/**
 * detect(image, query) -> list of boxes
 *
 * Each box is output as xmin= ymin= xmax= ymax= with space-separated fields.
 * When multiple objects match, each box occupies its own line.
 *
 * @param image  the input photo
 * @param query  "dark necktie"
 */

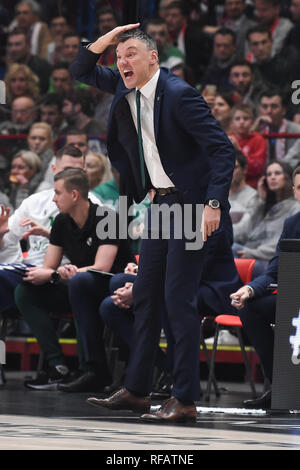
xmin=136 ymin=89 xmax=146 ymax=189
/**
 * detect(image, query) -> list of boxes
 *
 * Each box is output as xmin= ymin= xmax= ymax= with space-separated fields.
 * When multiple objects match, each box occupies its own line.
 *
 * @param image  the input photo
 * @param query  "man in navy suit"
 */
xmin=230 ymin=166 xmax=300 ymax=409
xmin=70 ymin=24 xmax=236 ymax=422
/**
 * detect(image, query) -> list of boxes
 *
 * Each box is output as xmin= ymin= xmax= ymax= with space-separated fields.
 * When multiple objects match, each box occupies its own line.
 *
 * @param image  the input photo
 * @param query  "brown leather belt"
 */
xmin=155 ymin=187 xmax=178 ymax=196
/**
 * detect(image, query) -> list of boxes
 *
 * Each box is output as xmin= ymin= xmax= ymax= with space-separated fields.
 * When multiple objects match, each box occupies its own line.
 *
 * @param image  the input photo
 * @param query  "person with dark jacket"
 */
xmin=69 ymin=24 xmax=235 ymax=423
xmin=230 ymin=165 xmax=300 ymax=409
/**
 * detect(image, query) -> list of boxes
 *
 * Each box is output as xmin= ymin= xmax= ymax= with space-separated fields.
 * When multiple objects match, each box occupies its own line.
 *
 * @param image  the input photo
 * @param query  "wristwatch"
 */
xmin=207 ymin=199 xmax=220 ymax=210
xmin=50 ymin=270 xmax=60 ymax=284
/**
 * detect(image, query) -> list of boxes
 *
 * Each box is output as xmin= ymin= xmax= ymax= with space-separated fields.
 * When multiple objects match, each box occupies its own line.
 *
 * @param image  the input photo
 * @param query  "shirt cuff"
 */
xmin=246 ymin=285 xmax=255 ymax=298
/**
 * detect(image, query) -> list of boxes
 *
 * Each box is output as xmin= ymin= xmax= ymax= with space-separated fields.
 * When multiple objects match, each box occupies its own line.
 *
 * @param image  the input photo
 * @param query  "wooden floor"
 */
xmin=1 ymin=372 xmax=300 ymax=451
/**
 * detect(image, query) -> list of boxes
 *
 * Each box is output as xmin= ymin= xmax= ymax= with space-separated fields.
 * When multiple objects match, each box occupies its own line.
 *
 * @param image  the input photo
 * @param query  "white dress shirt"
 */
xmin=126 ymin=69 xmax=174 ymax=189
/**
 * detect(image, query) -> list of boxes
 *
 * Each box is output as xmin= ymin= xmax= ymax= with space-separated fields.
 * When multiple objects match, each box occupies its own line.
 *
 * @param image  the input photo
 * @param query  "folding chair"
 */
xmin=204 ymin=258 xmax=258 ymax=401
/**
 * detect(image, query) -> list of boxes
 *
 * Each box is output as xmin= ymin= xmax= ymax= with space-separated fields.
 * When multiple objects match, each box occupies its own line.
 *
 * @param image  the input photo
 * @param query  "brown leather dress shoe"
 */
xmin=141 ymin=396 xmax=197 ymax=423
xmin=87 ymin=387 xmax=151 ymax=414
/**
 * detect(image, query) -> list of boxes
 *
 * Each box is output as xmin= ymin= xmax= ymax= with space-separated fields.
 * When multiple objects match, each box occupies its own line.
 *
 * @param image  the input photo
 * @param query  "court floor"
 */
xmin=1 ymin=372 xmax=300 ymax=451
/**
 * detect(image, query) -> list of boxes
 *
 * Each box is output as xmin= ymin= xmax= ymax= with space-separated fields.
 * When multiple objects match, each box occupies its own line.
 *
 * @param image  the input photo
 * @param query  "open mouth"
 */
xmin=123 ymin=70 xmax=133 ymax=79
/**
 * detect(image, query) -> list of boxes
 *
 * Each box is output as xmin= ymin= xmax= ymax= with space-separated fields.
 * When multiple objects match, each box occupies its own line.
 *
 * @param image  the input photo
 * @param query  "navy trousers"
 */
xmin=239 ymin=294 xmax=277 ymax=382
xmin=124 ymin=192 xmax=216 ymax=403
xmin=68 ymin=272 xmax=111 ymax=376
xmin=99 ymin=272 xmax=173 ymax=374
xmin=99 ymin=273 xmax=137 ymax=351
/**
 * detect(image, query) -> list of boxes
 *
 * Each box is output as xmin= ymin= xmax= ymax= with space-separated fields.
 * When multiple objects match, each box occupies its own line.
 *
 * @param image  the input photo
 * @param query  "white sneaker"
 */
xmin=205 ymin=330 xmax=239 ymax=346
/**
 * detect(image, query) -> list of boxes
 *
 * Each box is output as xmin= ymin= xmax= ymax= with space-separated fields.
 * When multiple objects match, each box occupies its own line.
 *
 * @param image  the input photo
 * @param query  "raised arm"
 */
xmin=88 ymin=23 xmax=140 ymax=54
xmin=69 ymin=23 xmax=140 ymax=93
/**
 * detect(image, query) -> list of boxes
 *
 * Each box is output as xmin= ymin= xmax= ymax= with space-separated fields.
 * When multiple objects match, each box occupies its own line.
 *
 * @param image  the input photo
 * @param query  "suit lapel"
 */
xmin=154 ymin=68 xmax=168 ymax=141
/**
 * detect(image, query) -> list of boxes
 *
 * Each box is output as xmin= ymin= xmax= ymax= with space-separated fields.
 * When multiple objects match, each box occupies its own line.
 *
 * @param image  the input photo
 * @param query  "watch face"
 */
xmin=51 ymin=270 xmax=60 ymax=282
xmin=209 ymin=199 xmax=220 ymax=209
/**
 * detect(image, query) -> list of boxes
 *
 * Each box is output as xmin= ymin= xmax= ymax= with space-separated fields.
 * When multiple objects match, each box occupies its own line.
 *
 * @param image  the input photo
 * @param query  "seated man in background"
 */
xmin=0 ymin=145 xmax=99 ymax=327
xmin=247 ymin=25 xmax=300 ymax=93
xmin=228 ymin=59 xmax=269 ymax=109
xmin=14 ymin=168 xmax=133 ymax=391
xmin=5 ymin=29 xmax=52 ymax=94
xmin=145 ymin=17 xmax=184 ymax=70
xmin=42 ymin=129 xmax=89 ymax=188
xmin=12 ymin=0 xmax=52 ymax=59
xmin=0 ymin=96 xmax=38 ymax=136
xmin=62 ymin=88 xmax=103 ymax=136
xmin=40 ymin=93 xmax=68 ymax=141
xmin=251 ymin=89 xmax=300 ymax=169
xmin=230 ymin=165 xmax=300 ymax=409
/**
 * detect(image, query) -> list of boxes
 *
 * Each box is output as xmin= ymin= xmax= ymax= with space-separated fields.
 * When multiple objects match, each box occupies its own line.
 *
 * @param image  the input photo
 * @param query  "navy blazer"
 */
xmin=249 ymin=211 xmax=300 ymax=297
xmin=70 ymin=45 xmax=236 ymax=205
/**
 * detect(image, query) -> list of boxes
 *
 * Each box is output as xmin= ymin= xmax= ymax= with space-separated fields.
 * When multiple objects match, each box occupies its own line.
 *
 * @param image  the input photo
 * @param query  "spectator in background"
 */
xmin=228 ymin=59 xmax=269 ymax=108
xmin=222 ymin=0 xmax=257 ymax=57
xmin=40 ymin=93 xmax=67 ymax=141
xmin=49 ymin=63 xmax=74 ymax=95
xmin=14 ymin=168 xmax=133 ymax=392
xmin=60 ymin=32 xmax=81 ymax=64
xmin=247 ymin=25 xmax=300 ymax=91
xmin=230 ymin=165 xmax=300 ymax=409
xmin=145 ymin=17 xmax=184 ymax=69
xmin=62 ymin=88 xmax=103 ymax=136
xmin=170 ymin=63 xmax=196 ymax=87
xmin=0 ymin=146 xmax=104 ymax=368
xmin=42 ymin=129 xmax=90 ymax=189
xmin=4 ymin=63 xmax=40 ymax=105
xmin=251 ymin=90 xmax=300 ymax=168
xmin=85 ymin=151 xmax=111 ymax=193
xmin=27 ymin=122 xmax=54 ymax=186
xmin=232 ymin=161 xmax=300 ymax=274
xmin=211 ymin=89 xmax=236 ymax=132
xmin=229 ymin=151 xmax=258 ymax=244
xmin=8 ymin=149 xmax=42 ymax=209
xmin=163 ymin=1 xmax=188 ymax=54
xmin=201 ymin=84 xmax=217 ymax=109
xmin=163 ymin=1 xmax=213 ymax=82
xmin=254 ymin=0 xmax=294 ymax=57
xmin=229 ymin=103 xmax=268 ymax=187
xmin=201 ymin=28 xmax=238 ymax=90
xmin=93 ymin=90 xmax=114 ymax=135
xmin=64 ymin=129 xmax=89 ymax=156
xmin=284 ymin=0 xmax=300 ymax=51
xmin=0 ymin=96 xmax=38 ymax=135
xmin=47 ymin=16 xmax=70 ymax=65
xmin=27 ymin=122 xmax=53 ymax=154
xmin=5 ymin=30 xmax=51 ymax=94
xmin=11 ymin=0 xmax=52 ymax=59
xmin=96 ymin=6 xmax=119 ymax=68
xmin=93 ymin=166 xmax=120 ymax=212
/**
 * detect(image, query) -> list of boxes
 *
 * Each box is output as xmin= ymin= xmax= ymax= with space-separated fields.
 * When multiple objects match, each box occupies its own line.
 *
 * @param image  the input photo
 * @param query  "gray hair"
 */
xmin=16 ymin=0 xmax=41 ymax=15
xmin=117 ymin=28 xmax=158 ymax=52
xmin=13 ymin=150 xmax=42 ymax=172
